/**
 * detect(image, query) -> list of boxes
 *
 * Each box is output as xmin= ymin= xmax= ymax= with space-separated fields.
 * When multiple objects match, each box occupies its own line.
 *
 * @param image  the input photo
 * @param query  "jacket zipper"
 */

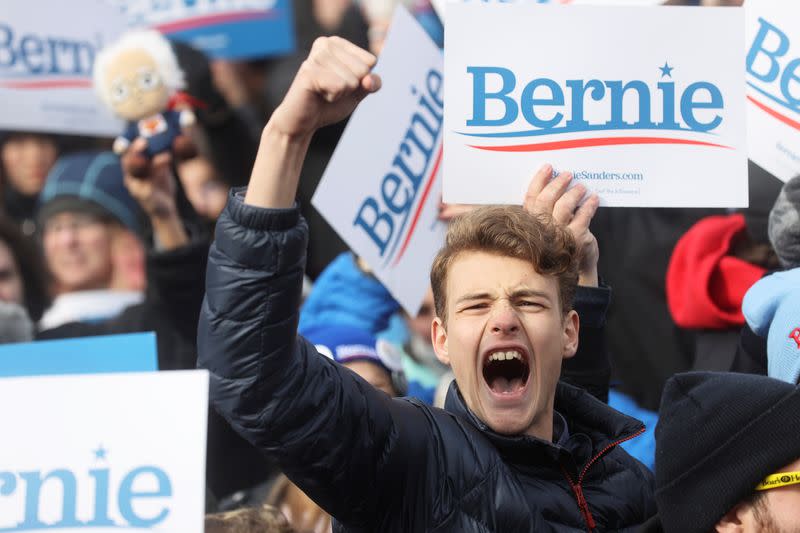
xmin=561 ymin=426 xmax=646 ymax=532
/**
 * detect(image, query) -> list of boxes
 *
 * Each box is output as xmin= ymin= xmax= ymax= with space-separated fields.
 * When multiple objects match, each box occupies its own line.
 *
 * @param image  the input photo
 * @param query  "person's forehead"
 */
xmin=445 ymin=251 xmax=556 ymax=298
xmin=48 ymin=210 xmax=94 ymax=222
xmin=44 ymin=211 xmax=110 ymax=231
xmin=4 ymin=133 xmax=51 ymax=147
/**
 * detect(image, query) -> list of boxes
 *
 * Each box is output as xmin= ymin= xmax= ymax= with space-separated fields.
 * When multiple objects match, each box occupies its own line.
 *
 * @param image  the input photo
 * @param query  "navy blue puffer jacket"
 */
xmin=198 ymin=194 xmax=656 ymax=532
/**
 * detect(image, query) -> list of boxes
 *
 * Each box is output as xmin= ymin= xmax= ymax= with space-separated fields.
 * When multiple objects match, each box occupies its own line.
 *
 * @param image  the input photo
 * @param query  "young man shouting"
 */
xmin=198 ymin=37 xmax=655 ymax=531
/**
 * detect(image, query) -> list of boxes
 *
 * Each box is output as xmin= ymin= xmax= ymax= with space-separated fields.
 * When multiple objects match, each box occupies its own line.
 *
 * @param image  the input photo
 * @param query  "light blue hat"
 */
xmin=742 ymin=268 xmax=800 ymax=384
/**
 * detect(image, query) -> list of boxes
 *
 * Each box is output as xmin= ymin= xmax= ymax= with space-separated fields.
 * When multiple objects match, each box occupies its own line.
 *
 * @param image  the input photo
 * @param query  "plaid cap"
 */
xmin=38 ymin=151 xmax=140 ymax=233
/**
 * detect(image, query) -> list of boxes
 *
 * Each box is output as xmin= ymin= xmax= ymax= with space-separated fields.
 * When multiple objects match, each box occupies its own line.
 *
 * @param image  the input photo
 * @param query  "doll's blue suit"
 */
xmin=122 ymin=110 xmax=182 ymax=156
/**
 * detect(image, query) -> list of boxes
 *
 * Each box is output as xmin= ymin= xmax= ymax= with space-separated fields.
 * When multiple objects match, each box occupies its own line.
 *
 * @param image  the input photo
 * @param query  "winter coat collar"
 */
xmin=444 ymin=380 xmax=645 ymax=474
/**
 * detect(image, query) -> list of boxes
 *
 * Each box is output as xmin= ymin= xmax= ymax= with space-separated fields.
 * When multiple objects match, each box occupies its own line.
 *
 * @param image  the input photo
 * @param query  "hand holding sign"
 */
xmin=524 ymin=165 xmax=600 ymax=287
xmin=270 ymin=37 xmax=382 ymax=139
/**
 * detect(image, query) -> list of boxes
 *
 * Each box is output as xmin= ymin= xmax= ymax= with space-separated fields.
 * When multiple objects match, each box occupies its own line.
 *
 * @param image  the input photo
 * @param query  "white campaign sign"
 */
xmin=1 ymin=0 xmax=126 ymax=136
xmin=431 ymin=0 xmax=665 ymax=21
xmin=745 ymin=0 xmax=800 ymax=182
xmin=313 ymin=7 xmax=445 ymax=315
xmin=0 ymin=371 xmax=208 ymax=532
xmin=444 ymin=4 xmax=748 ymax=207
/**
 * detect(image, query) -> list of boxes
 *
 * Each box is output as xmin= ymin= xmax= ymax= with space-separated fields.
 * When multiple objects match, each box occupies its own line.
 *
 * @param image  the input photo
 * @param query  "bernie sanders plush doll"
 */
xmin=93 ymin=29 xmax=197 ymax=176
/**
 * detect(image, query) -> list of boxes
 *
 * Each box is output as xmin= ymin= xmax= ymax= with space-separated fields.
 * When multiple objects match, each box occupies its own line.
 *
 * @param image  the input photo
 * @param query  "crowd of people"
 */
xmin=2 ymin=0 xmax=799 ymax=531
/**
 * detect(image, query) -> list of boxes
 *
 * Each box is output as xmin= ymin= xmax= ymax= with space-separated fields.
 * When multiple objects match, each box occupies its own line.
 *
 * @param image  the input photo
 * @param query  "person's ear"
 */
xmin=715 ymin=501 xmax=750 ymax=533
xmin=432 ymin=317 xmax=450 ymax=365
xmin=562 ymin=310 xmax=579 ymax=360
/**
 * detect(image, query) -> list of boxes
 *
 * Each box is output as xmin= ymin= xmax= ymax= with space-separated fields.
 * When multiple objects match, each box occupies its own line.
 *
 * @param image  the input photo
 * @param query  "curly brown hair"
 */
xmin=430 ymin=205 xmax=578 ymax=325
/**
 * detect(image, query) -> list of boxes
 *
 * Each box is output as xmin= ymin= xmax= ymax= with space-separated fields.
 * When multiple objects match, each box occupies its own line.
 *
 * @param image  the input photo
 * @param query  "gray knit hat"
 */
xmin=768 ymin=175 xmax=800 ymax=268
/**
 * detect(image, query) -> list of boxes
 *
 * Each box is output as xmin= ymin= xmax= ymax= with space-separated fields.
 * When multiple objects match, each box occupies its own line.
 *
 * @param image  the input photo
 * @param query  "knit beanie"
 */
xmin=742 ymin=268 xmax=800 ymax=384
xmin=37 ymin=151 xmax=140 ymax=233
xmin=302 ymin=323 xmax=406 ymax=395
xmin=655 ymin=371 xmax=800 ymax=533
xmin=768 ymin=175 xmax=800 ymax=269
xmin=303 ymin=324 xmax=403 ymax=375
xmin=298 ymin=252 xmax=400 ymax=335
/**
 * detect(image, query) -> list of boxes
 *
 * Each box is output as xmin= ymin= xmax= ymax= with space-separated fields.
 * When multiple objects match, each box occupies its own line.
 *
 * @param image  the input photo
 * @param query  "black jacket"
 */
xmin=591 ymin=207 xmax=721 ymax=410
xmin=198 ymin=195 xmax=656 ymax=532
xmin=38 ymin=242 xmax=207 ymax=370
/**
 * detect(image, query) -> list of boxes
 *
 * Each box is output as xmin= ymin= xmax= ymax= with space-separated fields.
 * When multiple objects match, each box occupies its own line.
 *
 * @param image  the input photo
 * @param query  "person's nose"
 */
xmin=488 ymin=303 xmax=520 ymax=336
xmin=52 ymin=225 xmax=80 ymax=248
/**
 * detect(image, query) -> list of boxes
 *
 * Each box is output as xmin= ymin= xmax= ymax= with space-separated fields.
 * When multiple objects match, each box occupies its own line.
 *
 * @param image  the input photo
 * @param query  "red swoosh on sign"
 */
xmin=468 ymin=136 xmax=732 ymax=152
xmin=0 ymin=79 xmax=91 ymax=89
xmin=391 ymin=145 xmax=443 ymax=268
xmin=748 ymin=95 xmax=800 ymax=131
xmin=155 ymin=10 xmax=276 ymax=33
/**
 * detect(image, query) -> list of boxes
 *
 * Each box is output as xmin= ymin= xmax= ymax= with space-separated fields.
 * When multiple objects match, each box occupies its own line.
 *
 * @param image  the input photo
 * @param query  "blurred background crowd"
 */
xmin=6 ymin=0 xmax=799 ymax=531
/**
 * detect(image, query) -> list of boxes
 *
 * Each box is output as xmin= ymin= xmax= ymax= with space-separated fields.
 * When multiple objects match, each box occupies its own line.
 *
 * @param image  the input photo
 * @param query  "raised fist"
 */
xmin=269 ymin=37 xmax=381 ymax=139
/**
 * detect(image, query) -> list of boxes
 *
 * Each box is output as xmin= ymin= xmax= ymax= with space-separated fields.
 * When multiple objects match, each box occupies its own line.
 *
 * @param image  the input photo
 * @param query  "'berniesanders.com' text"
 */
xmin=563 ymin=170 xmax=645 ymax=181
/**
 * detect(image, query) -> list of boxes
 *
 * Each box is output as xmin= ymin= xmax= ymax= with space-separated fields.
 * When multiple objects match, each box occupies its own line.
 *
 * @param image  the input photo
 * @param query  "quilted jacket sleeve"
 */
xmin=561 ymin=284 xmax=612 ymax=403
xmin=197 ymin=191 xmax=436 ymax=529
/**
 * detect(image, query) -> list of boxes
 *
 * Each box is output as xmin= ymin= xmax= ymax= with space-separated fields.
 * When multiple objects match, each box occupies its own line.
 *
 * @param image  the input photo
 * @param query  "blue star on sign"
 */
xmin=94 ymin=446 xmax=108 ymax=460
xmin=659 ymin=62 xmax=674 ymax=78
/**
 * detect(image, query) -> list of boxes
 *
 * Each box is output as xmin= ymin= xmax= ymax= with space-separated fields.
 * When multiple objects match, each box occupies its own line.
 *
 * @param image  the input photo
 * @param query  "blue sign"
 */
xmin=116 ymin=0 xmax=296 ymax=60
xmin=0 ymin=333 xmax=157 ymax=377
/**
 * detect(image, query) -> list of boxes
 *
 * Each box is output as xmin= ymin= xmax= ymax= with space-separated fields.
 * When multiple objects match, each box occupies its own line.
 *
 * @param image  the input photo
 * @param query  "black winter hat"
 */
xmin=655 ymin=371 xmax=800 ymax=533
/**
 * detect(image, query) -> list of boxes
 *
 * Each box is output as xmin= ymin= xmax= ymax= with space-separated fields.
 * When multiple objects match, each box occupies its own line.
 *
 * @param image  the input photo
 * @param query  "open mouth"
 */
xmin=483 ymin=349 xmax=530 ymax=395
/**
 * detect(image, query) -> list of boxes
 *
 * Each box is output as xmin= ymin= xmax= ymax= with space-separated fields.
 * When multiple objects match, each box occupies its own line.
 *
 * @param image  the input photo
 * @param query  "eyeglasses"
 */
xmin=756 ymin=472 xmax=800 ymax=491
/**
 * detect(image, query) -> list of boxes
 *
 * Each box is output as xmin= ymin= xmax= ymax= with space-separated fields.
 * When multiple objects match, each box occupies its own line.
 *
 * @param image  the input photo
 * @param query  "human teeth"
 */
xmin=488 ymin=350 xmax=523 ymax=362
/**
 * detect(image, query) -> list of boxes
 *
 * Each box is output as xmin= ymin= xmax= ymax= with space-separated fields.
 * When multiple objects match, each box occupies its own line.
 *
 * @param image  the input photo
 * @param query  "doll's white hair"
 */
xmin=93 ymin=29 xmax=186 ymax=109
